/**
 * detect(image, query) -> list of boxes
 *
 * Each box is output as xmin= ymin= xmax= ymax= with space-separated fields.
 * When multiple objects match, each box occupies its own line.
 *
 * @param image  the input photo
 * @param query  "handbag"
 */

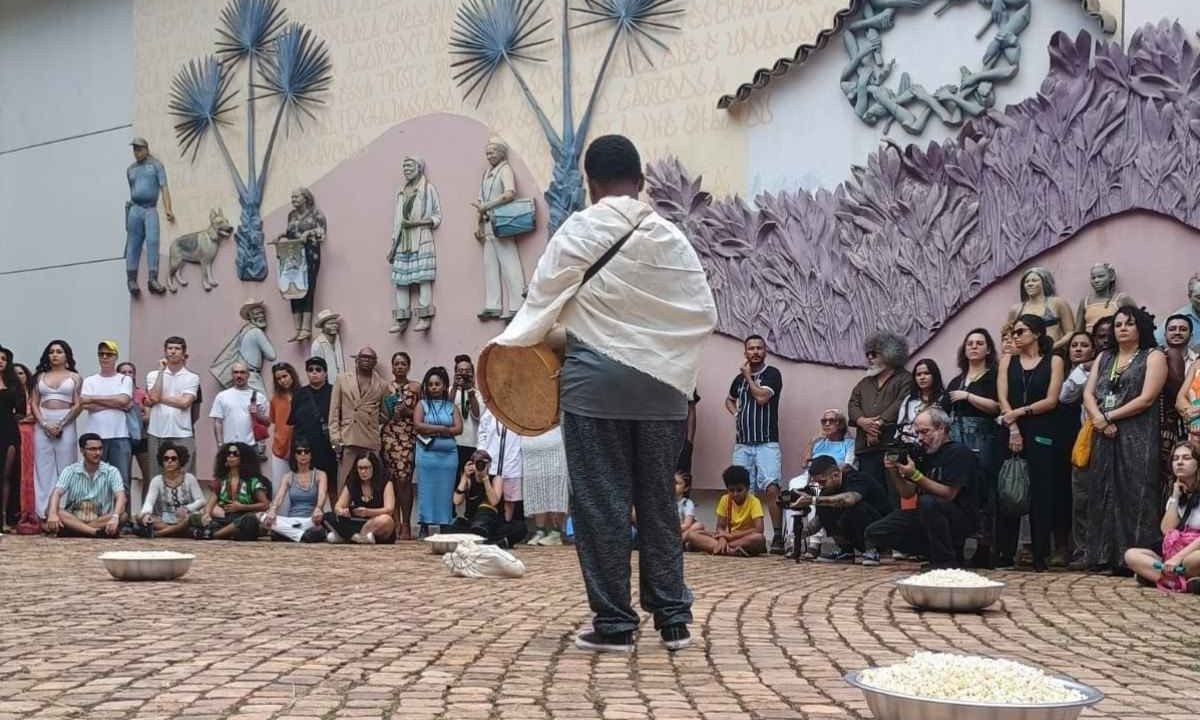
xmin=1070 ymin=418 xmax=1094 ymax=469
xmin=251 ymin=391 xmax=269 ymax=441
xmin=997 ymin=454 xmax=1031 ymax=516
xmin=490 ymin=198 xmax=536 ymax=238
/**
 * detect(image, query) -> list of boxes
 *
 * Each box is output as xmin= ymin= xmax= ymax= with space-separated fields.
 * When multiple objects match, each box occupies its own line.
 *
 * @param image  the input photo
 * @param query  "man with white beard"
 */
xmin=847 ymin=331 xmax=913 ymax=519
xmin=211 ymin=299 xmax=278 ymax=394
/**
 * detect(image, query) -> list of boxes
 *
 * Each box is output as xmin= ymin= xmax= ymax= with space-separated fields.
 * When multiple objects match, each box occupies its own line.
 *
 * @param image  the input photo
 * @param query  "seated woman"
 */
xmin=262 ymin=439 xmax=328 ymax=542
xmin=675 ymin=470 xmax=704 ymax=548
xmin=135 ymin=442 xmax=205 ymax=538
xmin=197 ymin=442 xmax=269 ymax=540
xmin=449 ymin=448 xmax=526 ymax=547
xmin=1125 ymin=442 xmax=1200 ymax=593
xmin=325 ymin=451 xmax=396 ymax=544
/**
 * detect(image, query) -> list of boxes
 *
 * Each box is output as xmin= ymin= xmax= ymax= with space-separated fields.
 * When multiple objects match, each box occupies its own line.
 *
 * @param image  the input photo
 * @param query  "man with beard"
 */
xmin=329 ymin=347 xmax=388 ymax=495
xmin=211 ymin=299 xmax=278 ymax=394
xmin=725 ymin=335 xmax=785 ymax=553
xmin=289 ymin=357 xmax=338 ymax=499
xmin=848 ymin=331 xmax=913 ymax=512
xmin=1156 ymin=275 xmax=1200 ymax=351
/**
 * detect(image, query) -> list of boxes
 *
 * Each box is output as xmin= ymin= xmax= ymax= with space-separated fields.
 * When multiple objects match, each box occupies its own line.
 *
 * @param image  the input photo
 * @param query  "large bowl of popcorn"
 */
xmin=846 ymin=652 xmax=1103 ymax=720
xmin=895 ymin=568 xmax=1005 ymax=612
xmin=99 ymin=550 xmax=194 ymax=581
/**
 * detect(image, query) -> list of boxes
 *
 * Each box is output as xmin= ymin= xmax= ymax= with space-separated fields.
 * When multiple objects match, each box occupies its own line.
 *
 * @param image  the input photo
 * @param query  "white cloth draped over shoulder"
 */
xmin=492 ymin=196 xmax=717 ymax=397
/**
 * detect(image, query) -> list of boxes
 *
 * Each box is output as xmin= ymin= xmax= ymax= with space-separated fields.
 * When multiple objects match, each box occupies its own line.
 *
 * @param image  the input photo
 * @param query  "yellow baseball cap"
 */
xmin=98 ymin=340 xmax=119 ymax=354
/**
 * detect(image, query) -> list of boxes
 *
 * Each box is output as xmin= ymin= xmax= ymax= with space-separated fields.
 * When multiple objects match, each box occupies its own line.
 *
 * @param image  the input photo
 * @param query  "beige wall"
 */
xmin=133 ymin=0 xmax=850 ymax=230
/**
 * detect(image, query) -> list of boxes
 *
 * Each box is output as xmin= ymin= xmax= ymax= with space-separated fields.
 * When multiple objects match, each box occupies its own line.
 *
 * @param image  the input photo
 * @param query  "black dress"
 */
xmin=288 ymin=384 xmax=337 ymax=495
xmin=0 ymin=384 xmax=23 ymax=456
xmin=998 ymin=354 xmax=1056 ymax=566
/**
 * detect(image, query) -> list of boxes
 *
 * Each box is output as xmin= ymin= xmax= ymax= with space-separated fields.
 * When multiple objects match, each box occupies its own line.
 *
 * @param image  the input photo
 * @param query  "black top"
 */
xmin=946 ymin=368 xmax=998 ymax=419
xmin=0 ymin=384 xmax=25 ymax=446
xmin=839 ymin=467 xmax=891 ymax=516
xmin=560 ymin=335 xmax=688 ymax=421
xmin=915 ymin=440 xmax=979 ymax=516
xmin=288 ymin=384 xmax=334 ymax=451
xmin=461 ymin=474 xmax=488 ymax=519
xmin=729 ymin=365 xmax=783 ymax=444
xmin=348 ymin=477 xmax=389 ymax=511
xmin=1005 ymin=354 xmax=1055 ymax=439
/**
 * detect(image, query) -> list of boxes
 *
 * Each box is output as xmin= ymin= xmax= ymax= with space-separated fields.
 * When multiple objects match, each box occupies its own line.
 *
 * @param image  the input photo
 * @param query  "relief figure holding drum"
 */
xmin=388 ymin=157 xmax=442 ymax=333
xmin=473 ymin=138 xmax=531 ymax=321
xmin=271 ymin=188 xmax=326 ymax=343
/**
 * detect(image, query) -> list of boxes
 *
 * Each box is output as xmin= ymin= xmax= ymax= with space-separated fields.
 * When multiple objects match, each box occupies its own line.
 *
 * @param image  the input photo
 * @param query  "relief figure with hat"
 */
xmin=272 ymin=187 xmax=327 ymax=342
xmin=210 ymin=299 xmax=277 ymax=393
xmin=310 ymin=309 xmax=346 ymax=384
xmin=125 ymin=137 xmax=175 ymax=297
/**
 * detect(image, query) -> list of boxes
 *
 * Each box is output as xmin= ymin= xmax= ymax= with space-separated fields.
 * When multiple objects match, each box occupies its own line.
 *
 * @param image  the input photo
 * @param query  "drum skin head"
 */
xmin=477 ymin=343 xmax=561 ymax=436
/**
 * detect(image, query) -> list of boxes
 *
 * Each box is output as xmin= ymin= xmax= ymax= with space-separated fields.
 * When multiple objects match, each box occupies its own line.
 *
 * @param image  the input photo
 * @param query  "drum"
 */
xmin=490 ymin=198 xmax=536 ymax=238
xmin=477 ymin=342 xmax=561 ymax=436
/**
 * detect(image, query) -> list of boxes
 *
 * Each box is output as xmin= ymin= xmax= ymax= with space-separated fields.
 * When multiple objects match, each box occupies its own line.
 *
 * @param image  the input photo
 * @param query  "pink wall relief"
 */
xmin=131 ymin=113 xmax=548 ymax=473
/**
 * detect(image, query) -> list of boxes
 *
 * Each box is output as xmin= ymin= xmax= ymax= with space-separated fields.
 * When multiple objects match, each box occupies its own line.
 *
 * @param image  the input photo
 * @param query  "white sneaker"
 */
xmin=540 ymin=530 xmax=563 ymax=546
xmin=361 ymin=531 xmax=376 ymax=545
xmin=528 ymin=530 xmax=547 ymax=546
xmin=325 ymin=529 xmax=343 ymax=544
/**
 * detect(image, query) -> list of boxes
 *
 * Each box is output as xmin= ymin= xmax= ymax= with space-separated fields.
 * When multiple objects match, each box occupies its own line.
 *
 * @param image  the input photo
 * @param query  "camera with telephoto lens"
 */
xmin=777 ymin=484 xmax=819 ymax=506
xmin=880 ymin=423 xmax=920 ymax=466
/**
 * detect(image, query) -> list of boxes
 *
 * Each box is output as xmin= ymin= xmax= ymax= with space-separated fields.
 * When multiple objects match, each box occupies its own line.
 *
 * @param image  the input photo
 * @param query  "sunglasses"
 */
xmin=865 ymin=350 xmax=879 ymax=358
xmin=1011 ymin=328 xmax=1029 ymax=337
xmin=226 ymin=449 xmax=241 ymax=456
xmin=295 ymin=448 xmax=312 ymax=455
xmin=162 ymin=455 xmax=179 ymax=462
xmin=820 ymin=418 xmax=839 ymax=424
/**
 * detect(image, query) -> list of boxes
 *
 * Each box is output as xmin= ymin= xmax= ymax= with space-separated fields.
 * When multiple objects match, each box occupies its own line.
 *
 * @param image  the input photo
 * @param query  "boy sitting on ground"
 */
xmin=687 ymin=466 xmax=767 ymax=556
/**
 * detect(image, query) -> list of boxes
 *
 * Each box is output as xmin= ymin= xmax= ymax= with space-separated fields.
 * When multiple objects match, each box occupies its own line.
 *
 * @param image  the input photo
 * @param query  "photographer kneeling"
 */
xmin=788 ymin=455 xmax=890 ymax=563
xmin=451 ymin=449 xmax=526 ymax=548
xmin=863 ymin=408 xmax=979 ymax=569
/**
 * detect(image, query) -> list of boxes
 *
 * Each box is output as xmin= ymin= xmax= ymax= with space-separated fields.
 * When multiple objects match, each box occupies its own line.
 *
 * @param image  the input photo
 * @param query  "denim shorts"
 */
xmin=733 ymin=442 xmax=782 ymax=492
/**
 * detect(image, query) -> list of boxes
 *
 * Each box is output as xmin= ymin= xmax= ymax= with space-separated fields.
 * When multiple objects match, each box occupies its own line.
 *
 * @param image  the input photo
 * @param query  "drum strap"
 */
xmin=581 ymin=220 xmax=643 ymax=285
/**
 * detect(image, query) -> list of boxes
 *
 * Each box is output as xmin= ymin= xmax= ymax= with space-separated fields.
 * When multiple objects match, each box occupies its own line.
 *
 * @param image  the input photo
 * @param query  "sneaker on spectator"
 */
xmin=325 ymin=529 xmax=343 ymax=544
xmin=541 ymin=530 xmax=563 ymax=546
xmin=769 ymin=534 xmax=785 ymax=555
xmin=861 ymin=548 xmax=881 ymax=566
xmin=528 ymin=529 xmax=547 ymax=546
xmin=816 ymin=546 xmax=854 ymax=564
xmin=1187 ymin=577 xmax=1200 ymax=595
xmin=892 ymin=550 xmax=919 ymax=561
xmin=660 ymin=624 xmax=691 ymax=651
xmin=575 ymin=629 xmax=634 ymax=653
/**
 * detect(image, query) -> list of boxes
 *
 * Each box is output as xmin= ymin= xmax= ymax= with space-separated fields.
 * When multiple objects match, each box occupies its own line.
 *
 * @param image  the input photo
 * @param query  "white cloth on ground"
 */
xmin=442 ymin=538 xmax=526 ymax=578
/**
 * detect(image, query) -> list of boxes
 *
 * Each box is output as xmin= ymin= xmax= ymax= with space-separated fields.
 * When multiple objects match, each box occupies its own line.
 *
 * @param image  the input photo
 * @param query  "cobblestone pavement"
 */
xmin=1 ymin=536 xmax=1198 ymax=720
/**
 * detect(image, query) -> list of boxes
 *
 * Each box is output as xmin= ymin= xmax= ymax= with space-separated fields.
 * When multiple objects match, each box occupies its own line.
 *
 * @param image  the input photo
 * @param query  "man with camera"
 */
xmin=863 ymin=407 xmax=979 ymax=569
xmin=787 ymin=454 xmax=891 ymax=562
xmin=450 ymin=448 xmax=525 ymax=548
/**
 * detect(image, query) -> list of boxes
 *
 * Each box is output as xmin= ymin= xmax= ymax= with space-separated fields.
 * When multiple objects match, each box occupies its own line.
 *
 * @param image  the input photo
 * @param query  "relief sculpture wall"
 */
xmin=647 ymin=21 xmax=1200 ymax=367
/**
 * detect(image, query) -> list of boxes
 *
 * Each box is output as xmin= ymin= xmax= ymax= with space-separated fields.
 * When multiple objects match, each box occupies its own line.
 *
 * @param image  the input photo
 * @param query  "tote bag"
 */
xmin=997 ymin=454 xmax=1031 ymax=516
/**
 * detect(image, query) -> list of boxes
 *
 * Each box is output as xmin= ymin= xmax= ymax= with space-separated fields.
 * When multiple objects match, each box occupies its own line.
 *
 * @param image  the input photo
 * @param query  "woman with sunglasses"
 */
xmin=997 ymin=314 xmax=1065 ymax=572
xmin=325 ymin=451 xmax=396 ymax=544
xmin=197 ymin=442 xmax=269 ymax=540
xmin=1083 ymin=305 xmax=1167 ymax=574
xmin=134 ymin=442 xmax=205 ymax=537
xmin=262 ymin=439 xmax=328 ymax=542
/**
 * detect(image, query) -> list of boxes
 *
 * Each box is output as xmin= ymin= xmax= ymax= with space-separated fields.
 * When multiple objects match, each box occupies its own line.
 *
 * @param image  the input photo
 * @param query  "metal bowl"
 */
xmin=895 ymin=579 xmax=1005 ymax=612
xmin=424 ymin=533 xmax=484 ymax=555
xmin=845 ymin=671 xmax=1103 ymax=720
xmin=99 ymin=551 xmax=194 ymax=581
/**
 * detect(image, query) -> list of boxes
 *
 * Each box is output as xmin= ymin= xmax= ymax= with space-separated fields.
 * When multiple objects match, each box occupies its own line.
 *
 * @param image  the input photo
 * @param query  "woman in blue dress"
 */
xmin=414 ymin=366 xmax=462 ymax=536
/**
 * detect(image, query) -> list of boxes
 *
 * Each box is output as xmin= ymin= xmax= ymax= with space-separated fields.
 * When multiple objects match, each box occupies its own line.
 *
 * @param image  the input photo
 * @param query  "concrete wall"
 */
xmin=0 ymin=0 xmax=134 ymax=374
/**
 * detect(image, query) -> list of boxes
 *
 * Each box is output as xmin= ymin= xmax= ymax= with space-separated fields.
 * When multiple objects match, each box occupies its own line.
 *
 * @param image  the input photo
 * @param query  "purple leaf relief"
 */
xmin=644 ymin=22 xmax=1200 ymax=367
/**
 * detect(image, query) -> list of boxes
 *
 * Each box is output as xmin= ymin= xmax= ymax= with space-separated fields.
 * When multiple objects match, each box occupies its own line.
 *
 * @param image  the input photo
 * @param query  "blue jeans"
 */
xmin=101 ymin=437 xmax=133 ymax=502
xmin=732 ymin=442 xmax=781 ymax=492
xmin=125 ymin=203 xmax=160 ymax=273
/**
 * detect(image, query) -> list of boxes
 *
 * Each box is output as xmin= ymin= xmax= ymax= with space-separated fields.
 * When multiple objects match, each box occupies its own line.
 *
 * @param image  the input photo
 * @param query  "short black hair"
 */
xmin=305 ymin=356 xmax=327 ymax=372
xmin=454 ymin=354 xmax=473 ymax=367
xmin=1166 ymin=313 xmax=1194 ymax=334
xmin=78 ymin=432 xmax=103 ymax=450
xmin=809 ymin=455 xmax=840 ymax=478
xmin=722 ymin=465 xmax=750 ymax=489
xmin=163 ymin=336 xmax=187 ymax=353
xmin=744 ymin=334 xmax=766 ymax=348
xmin=584 ymin=134 xmax=642 ymax=185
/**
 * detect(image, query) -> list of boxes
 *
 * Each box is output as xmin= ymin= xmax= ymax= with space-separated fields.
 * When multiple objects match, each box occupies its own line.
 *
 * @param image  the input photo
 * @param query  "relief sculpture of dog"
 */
xmin=166 ymin=208 xmax=234 ymax=292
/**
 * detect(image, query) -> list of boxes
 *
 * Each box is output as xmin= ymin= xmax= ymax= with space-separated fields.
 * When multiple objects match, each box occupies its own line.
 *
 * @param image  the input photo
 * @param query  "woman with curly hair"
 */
xmin=30 ymin=340 xmax=82 ymax=520
xmin=413 ymin=366 xmax=462 ymax=535
xmin=197 ymin=442 xmax=269 ymax=540
xmin=1083 ymin=305 xmax=1167 ymax=573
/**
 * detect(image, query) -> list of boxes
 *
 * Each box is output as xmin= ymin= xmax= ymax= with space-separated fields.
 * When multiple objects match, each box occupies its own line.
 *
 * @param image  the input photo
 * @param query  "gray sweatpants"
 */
xmin=561 ymin=412 xmax=692 ymax=635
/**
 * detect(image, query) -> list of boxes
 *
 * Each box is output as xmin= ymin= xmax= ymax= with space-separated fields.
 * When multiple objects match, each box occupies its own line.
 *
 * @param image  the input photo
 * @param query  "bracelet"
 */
xmin=1167 ymin=497 xmax=1179 ymax=506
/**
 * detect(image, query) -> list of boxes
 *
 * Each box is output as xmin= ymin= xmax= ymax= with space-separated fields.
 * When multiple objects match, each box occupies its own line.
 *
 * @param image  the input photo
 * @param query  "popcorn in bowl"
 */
xmin=858 ymin=652 xmax=1086 ymax=704
xmin=897 ymin=568 xmax=1003 ymax=588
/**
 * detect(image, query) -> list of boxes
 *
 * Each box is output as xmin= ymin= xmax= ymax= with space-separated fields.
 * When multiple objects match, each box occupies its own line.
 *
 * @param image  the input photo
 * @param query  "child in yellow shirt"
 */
xmin=687 ymin=466 xmax=767 ymax=556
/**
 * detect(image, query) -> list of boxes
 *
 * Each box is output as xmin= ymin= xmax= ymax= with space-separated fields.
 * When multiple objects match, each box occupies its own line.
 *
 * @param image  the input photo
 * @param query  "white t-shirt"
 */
xmin=82 ymin=373 xmax=133 ymax=439
xmin=1175 ymin=495 xmax=1200 ymax=531
xmin=209 ymin=386 xmax=268 ymax=444
xmin=146 ymin=366 xmax=201 ymax=439
xmin=453 ymin=388 xmax=480 ymax=448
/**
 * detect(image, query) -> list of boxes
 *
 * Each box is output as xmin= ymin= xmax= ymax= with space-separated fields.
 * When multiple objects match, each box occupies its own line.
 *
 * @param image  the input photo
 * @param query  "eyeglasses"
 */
xmin=225 ymin=449 xmax=241 ymax=457
xmin=820 ymin=418 xmax=838 ymax=424
xmin=865 ymin=351 xmax=879 ymax=358
xmin=295 ymin=448 xmax=311 ymax=455
xmin=162 ymin=455 xmax=179 ymax=462
xmin=1011 ymin=328 xmax=1029 ymax=337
